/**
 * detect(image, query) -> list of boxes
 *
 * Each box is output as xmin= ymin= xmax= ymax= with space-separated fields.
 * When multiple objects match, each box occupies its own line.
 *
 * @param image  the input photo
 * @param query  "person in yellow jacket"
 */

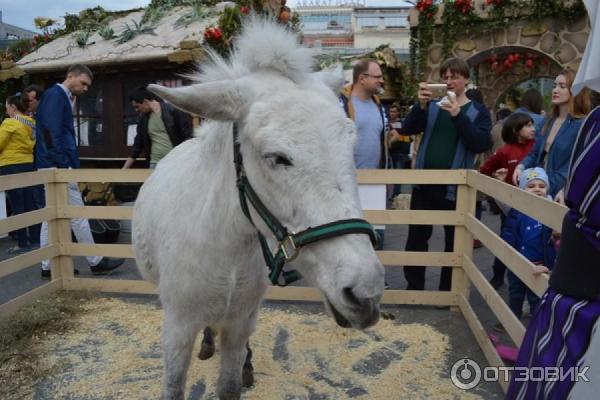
xmin=0 ymin=94 xmax=38 ymax=254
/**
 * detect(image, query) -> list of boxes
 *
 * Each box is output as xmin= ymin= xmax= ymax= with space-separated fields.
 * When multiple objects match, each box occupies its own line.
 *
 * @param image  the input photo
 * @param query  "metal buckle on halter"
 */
xmin=279 ymin=235 xmax=299 ymax=262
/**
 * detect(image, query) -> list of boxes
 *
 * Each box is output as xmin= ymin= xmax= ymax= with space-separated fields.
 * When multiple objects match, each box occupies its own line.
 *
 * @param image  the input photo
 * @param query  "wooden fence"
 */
xmin=0 ymin=168 xmax=567 ymax=392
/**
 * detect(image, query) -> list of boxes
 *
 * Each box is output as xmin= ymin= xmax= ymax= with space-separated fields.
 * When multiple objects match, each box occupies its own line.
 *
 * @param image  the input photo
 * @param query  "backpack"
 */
xmin=81 ymin=183 xmax=121 ymax=244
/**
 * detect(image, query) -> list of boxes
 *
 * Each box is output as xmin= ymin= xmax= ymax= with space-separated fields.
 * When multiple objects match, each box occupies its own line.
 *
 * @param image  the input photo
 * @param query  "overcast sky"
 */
xmin=2 ymin=0 xmax=411 ymax=32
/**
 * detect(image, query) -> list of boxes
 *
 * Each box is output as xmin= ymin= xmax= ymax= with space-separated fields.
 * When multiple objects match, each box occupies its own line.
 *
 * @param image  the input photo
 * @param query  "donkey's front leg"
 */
xmin=217 ymin=317 xmax=256 ymax=400
xmin=161 ymin=312 xmax=199 ymax=400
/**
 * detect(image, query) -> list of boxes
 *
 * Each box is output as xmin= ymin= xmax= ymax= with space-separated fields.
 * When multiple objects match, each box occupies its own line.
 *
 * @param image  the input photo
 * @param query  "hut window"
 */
xmin=75 ymin=85 xmax=104 ymax=147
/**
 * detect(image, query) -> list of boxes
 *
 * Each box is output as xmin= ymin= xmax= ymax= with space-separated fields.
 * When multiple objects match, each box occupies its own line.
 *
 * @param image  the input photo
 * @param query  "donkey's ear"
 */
xmin=313 ymin=64 xmax=345 ymax=94
xmin=147 ymin=81 xmax=248 ymax=121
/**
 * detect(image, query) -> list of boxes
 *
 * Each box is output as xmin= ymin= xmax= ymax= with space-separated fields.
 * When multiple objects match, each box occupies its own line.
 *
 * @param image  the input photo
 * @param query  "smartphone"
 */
xmin=426 ymin=83 xmax=448 ymax=97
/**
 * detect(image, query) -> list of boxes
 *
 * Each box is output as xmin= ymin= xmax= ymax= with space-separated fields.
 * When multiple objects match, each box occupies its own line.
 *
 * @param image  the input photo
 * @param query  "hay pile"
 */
xmin=8 ymin=297 xmax=482 ymax=399
xmin=0 ymin=291 xmax=96 ymax=399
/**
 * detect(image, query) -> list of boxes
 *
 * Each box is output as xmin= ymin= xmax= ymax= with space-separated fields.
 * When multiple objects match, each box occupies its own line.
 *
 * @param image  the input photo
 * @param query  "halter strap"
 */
xmin=233 ymin=124 xmax=378 ymax=286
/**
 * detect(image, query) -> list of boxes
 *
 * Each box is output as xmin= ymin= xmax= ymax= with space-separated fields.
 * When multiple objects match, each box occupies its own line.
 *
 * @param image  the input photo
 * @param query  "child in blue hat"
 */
xmin=502 ymin=167 xmax=557 ymax=322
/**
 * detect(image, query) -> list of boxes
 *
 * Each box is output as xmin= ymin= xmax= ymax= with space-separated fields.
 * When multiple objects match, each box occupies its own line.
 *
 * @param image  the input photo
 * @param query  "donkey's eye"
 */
xmin=263 ymin=152 xmax=293 ymax=168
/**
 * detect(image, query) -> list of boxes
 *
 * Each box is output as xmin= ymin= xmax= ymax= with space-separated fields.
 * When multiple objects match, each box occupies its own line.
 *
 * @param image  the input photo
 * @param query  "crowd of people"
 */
xmin=342 ymin=50 xmax=599 ymax=396
xmin=0 ymin=64 xmax=191 ymax=278
xmin=1 ymin=24 xmax=599 ymax=396
xmin=341 ymin=55 xmax=595 ymax=292
xmin=0 ymin=57 xmax=594 ymax=296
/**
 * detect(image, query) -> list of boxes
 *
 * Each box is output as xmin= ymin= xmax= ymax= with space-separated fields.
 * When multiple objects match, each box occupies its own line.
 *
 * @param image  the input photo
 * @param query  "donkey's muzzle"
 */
xmin=327 ymin=290 xmax=380 ymax=330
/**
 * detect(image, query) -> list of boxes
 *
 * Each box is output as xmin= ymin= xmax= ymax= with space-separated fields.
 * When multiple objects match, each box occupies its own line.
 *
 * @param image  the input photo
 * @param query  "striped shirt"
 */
xmin=565 ymin=105 xmax=600 ymax=251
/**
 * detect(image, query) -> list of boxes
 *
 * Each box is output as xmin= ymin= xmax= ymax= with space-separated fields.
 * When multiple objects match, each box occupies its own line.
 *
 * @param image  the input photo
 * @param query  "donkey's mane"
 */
xmin=191 ymin=17 xmax=315 ymax=84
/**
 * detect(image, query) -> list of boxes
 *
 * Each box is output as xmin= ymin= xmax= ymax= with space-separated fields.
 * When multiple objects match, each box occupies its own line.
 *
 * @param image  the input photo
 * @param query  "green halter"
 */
xmin=233 ymin=124 xmax=378 ymax=286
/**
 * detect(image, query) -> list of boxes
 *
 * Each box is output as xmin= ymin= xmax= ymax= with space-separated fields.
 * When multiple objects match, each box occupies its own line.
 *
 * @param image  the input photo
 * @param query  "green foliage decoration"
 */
xmin=75 ymin=31 xmax=91 ymax=48
xmin=201 ymin=1 xmax=298 ymax=58
xmin=175 ymin=1 xmax=217 ymax=28
xmin=410 ymin=0 xmax=587 ymax=80
xmin=5 ymin=40 xmax=33 ymax=61
xmin=410 ymin=0 xmax=438 ymax=81
xmin=98 ymin=25 xmax=115 ymax=40
xmin=440 ymin=0 xmax=481 ymax=58
xmin=62 ymin=6 xmax=127 ymax=35
xmin=116 ymin=20 xmax=157 ymax=45
xmin=371 ymin=44 xmax=412 ymax=100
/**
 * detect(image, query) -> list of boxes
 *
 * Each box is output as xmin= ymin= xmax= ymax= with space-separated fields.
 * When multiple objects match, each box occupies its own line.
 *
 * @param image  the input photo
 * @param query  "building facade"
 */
xmin=294 ymin=1 xmax=410 ymax=58
xmin=0 ymin=10 xmax=36 ymax=51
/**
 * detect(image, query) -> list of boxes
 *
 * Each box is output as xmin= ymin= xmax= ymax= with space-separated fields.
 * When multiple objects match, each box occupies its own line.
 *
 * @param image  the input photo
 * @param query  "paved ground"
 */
xmin=0 ymin=200 xmax=515 ymax=398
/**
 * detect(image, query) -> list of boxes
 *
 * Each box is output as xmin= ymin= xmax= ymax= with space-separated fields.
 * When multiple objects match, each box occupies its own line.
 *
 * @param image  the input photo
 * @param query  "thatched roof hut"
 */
xmin=14 ymin=5 xmax=218 ymax=165
xmin=17 ymin=7 xmax=216 ymax=73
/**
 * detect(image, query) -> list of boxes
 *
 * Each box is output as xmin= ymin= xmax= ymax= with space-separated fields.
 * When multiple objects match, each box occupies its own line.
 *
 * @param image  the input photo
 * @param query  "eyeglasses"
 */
xmin=362 ymin=74 xmax=384 ymax=80
xmin=441 ymin=75 xmax=462 ymax=82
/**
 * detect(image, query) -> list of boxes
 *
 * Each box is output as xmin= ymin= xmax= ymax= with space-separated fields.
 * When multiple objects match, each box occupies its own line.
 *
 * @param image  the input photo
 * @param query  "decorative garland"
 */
xmin=1 ymin=1 xmax=298 ymax=62
xmin=440 ymin=0 xmax=479 ymax=57
xmin=203 ymin=0 xmax=299 ymax=58
xmin=409 ymin=0 xmax=438 ymax=80
xmin=410 ymin=0 xmax=587 ymax=80
xmin=483 ymin=50 xmax=551 ymax=77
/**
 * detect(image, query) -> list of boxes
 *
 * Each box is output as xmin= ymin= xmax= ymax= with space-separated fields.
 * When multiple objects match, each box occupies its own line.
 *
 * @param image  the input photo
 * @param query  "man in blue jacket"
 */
xmin=36 ymin=64 xmax=124 ymax=279
xmin=403 ymin=58 xmax=492 ymax=291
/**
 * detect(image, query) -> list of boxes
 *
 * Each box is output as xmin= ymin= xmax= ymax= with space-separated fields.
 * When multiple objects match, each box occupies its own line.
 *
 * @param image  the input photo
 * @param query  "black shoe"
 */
xmin=90 ymin=258 xmax=124 ymax=275
xmin=490 ymin=276 xmax=504 ymax=290
xmin=41 ymin=268 xmax=79 ymax=279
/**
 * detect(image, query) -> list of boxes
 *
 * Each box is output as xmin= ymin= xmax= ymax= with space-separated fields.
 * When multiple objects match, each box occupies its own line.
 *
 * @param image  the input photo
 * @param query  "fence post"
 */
xmin=45 ymin=174 xmax=60 ymax=282
xmin=451 ymin=182 xmax=477 ymax=311
xmin=56 ymin=181 xmax=75 ymax=281
xmin=47 ymin=172 xmax=74 ymax=283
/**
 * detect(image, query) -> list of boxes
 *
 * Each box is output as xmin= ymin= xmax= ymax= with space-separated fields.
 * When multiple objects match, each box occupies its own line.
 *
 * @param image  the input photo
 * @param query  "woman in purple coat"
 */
xmin=506 ymin=4 xmax=600 ymax=393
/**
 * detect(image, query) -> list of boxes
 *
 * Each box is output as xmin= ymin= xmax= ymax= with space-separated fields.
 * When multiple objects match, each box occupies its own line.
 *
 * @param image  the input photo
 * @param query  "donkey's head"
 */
xmin=148 ymin=19 xmax=384 ymax=329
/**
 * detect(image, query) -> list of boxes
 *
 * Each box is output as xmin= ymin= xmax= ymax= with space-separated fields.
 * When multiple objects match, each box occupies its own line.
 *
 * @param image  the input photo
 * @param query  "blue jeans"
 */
xmin=32 ymin=184 xmax=45 ymax=211
xmin=0 ymin=163 xmax=40 ymax=247
xmin=507 ymin=270 xmax=540 ymax=320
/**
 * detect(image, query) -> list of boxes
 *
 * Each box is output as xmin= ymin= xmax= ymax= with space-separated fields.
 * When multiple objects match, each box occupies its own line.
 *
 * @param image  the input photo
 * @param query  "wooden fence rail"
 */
xmin=0 ymin=168 xmax=568 ymax=393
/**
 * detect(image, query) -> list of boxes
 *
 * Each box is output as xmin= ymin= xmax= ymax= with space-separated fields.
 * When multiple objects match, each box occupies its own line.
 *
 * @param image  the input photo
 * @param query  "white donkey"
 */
xmin=133 ymin=18 xmax=384 ymax=400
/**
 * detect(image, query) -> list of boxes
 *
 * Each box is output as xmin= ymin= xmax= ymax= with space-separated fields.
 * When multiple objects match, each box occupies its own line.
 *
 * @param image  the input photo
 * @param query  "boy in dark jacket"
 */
xmin=502 ymin=167 xmax=556 ymax=320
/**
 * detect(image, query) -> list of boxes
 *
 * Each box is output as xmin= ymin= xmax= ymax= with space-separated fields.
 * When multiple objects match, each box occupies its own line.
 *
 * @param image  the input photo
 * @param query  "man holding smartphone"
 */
xmin=402 ymin=57 xmax=492 ymax=292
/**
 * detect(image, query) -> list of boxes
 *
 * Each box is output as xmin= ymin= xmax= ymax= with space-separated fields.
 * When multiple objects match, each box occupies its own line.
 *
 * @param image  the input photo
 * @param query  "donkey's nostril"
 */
xmin=343 ymin=287 xmax=363 ymax=309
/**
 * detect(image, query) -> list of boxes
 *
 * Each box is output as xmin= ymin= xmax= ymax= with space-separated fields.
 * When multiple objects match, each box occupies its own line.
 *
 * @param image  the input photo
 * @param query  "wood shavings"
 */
xmin=10 ymin=297 xmax=483 ymax=399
